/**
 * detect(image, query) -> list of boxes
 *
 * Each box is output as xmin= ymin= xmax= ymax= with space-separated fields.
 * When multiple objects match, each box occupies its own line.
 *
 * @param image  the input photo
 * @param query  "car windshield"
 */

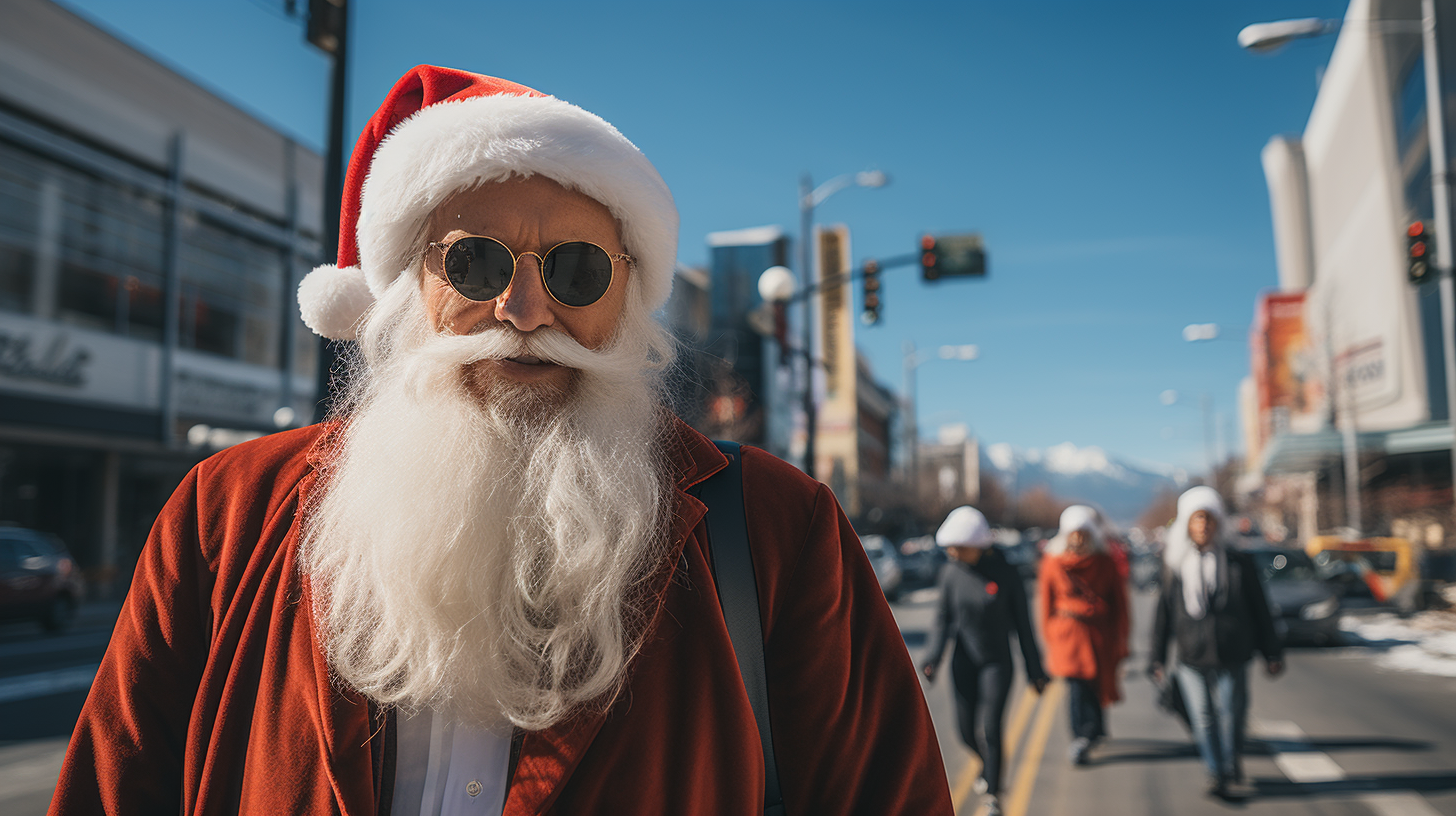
xmin=1251 ymin=551 xmax=1319 ymax=582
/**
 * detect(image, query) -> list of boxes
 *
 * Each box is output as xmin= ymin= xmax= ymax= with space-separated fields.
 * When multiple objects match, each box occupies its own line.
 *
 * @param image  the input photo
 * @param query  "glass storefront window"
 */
xmin=178 ymin=214 xmax=283 ymax=366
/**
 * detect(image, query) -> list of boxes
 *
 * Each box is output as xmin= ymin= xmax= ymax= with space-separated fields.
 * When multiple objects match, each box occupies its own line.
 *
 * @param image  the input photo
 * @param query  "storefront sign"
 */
xmin=0 ymin=314 xmax=160 ymax=411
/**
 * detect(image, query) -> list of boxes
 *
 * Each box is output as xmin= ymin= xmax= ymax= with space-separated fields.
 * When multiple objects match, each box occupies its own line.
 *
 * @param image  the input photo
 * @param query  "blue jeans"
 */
xmin=1067 ymin=678 xmax=1105 ymax=741
xmin=1174 ymin=662 xmax=1248 ymax=781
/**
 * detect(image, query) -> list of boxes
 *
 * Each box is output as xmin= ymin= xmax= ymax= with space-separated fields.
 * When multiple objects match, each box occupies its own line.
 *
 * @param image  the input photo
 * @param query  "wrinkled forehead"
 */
xmin=427 ymin=176 xmax=624 ymax=246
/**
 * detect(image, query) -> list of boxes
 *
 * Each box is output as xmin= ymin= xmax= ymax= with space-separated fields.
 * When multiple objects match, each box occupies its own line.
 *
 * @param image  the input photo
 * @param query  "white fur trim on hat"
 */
xmin=356 ymin=93 xmax=678 ymax=313
xmin=298 ymin=264 xmax=374 ymax=341
xmin=936 ymin=505 xmax=993 ymax=549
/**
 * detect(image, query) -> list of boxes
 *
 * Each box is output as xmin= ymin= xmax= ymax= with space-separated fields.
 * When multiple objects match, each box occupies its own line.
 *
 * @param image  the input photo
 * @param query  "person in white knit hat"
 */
xmin=921 ymin=506 xmax=1047 ymax=816
xmin=1039 ymin=505 xmax=1129 ymax=767
xmin=52 ymin=66 xmax=952 ymax=816
xmin=1149 ymin=486 xmax=1283 ymax=801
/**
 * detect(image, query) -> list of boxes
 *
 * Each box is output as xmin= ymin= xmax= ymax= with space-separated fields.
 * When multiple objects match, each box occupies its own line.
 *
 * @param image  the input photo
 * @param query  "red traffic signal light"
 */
xmin=919 ymin=236 xmax=939 ymax=281
xmin=1408 ymin=221 xmax=1435 ymax=285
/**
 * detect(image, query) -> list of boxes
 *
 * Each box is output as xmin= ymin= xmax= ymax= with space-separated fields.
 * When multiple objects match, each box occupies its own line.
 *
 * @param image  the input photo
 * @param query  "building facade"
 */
xmin=0 ymin=0 xmax=323 ymax=591
xmin=1253 ymin=0 xmax=1456 ymax=548
xmin=701 ymin=226 xmax=795 ymax=459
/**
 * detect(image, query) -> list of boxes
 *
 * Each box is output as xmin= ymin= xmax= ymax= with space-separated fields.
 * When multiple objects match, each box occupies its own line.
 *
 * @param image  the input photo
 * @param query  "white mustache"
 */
xmin=414 ymin=327 xmax=603 ymax=372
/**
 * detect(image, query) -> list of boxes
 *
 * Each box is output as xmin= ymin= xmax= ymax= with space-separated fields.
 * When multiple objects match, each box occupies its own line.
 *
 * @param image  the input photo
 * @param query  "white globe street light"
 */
xmin=758 ymin=265 xmax=797 ymax=303
xmin=938 ymin=344 xmax=980 ymax=361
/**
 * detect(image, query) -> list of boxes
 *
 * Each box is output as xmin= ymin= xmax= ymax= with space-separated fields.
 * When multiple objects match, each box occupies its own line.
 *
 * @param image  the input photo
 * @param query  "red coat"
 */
xmin=1037 ymin=552 xmax=1129 ymax=705
xmin=50 ymin=420 xmax=951 ymax=815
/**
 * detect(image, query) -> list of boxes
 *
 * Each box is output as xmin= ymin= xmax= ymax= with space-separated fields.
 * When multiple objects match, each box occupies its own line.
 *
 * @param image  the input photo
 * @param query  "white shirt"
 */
xmin=391 ymin=708 xmax=511 ymax=816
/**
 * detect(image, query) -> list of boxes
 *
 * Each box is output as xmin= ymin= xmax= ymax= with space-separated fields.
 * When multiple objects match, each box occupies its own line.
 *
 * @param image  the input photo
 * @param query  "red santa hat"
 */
xmin=297 ymin=65 xmax=679 ymax=341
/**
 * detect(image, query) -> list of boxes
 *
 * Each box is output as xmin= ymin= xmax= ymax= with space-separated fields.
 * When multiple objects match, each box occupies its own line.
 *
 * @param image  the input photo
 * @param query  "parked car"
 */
xmin=861 ymin=534 xmax=903 ymax=601
xmin=897 ymin=535 xmax=944 ymax=586
xmin=0 ymin=524 xmax=83 ymax=632
xmin=1247 ymin=547 xmax=1341 ymax=646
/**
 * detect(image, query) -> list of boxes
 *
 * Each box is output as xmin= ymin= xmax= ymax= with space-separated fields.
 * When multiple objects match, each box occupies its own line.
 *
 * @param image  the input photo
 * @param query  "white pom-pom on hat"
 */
xmin=298 ymin=263 xmax=374 ymax=341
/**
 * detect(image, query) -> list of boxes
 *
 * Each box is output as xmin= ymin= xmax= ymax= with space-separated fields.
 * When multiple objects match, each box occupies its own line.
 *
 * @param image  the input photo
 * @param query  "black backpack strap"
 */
xmin=690 ymin=440 xmax=786 ymax=816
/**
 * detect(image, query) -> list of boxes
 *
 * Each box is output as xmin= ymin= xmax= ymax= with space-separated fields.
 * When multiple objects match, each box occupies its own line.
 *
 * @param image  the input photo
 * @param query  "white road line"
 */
xmin=0 ymin=664 xmax=98 ymax=703
xmin=1251 ymin=718 xmax=1443 ymax=816
xmin=1273 ymin=751 xmax=1346 ymax=784
xmin=1361 ymin=792 xmax=1445 ymax=816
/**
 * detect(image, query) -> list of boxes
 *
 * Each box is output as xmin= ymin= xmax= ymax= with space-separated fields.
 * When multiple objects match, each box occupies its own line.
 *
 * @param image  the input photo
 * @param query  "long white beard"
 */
xmin=301 ymin=278 xmax=676 ymax=731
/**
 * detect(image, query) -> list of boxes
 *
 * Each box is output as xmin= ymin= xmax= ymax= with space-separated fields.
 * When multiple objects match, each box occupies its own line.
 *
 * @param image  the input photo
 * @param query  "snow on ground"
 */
xmin=1340 ymin=610 xmax=1456 ymax=678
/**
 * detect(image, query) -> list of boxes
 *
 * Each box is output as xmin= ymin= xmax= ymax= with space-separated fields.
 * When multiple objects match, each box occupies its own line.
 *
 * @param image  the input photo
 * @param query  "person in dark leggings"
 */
xmin=921 ymin=506 xmax=1048 ymax=816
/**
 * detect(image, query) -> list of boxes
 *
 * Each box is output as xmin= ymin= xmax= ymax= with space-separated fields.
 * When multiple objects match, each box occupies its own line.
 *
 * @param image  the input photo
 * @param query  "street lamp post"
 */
xmin=797 ymin=170 xmax=888 ymax=479
xmin=1241 ymin=6 xmax=1456 ymax=526
xmin=1161 ymin=388 xmax=1217 ymax=484
xmin=903 ymin=341 xmax=979 ymax=505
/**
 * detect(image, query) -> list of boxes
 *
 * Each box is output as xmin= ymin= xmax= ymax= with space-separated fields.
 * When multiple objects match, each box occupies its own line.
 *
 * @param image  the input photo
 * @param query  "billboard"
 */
xmin=1251 ymin=292 xmax=1323 ymax=452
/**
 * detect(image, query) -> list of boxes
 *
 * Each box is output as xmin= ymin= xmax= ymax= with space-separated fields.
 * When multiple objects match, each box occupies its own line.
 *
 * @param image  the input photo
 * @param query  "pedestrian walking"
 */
xmin=1148 ymin=486 xmax=1284 ymax=800
xmin=922 ymin=506 xmax=1049 ymax=816
xmin=1039 ymin=505 xmax=1129 ymax=767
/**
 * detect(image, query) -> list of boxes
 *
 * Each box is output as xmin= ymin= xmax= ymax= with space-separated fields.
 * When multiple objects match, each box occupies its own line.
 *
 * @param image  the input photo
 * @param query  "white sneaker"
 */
xmin=983 ymin=795 xmax=1002 ymax=816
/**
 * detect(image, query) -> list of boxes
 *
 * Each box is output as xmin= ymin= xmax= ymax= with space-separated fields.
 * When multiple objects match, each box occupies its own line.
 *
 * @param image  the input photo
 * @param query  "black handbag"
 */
xmin=1152 ymin=670 xmax=1191 ymax=732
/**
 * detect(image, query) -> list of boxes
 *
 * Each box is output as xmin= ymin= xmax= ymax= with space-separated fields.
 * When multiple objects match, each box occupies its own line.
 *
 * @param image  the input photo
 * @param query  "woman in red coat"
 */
xmin=1038 ymin=505 xmax=1130 ymax=766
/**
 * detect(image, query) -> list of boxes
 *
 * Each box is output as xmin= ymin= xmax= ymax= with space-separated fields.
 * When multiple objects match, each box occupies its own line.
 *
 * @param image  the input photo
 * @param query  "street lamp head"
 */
xmin=1183 ymin=323 xmax=1220 ymax=342
xmin=1238 ymin=18 xmax=1337 ymax=53
xmin=938 ymin=344 xmax=980 ymax=361
xmin=856 ymin=170 xmax=889 ymax=189
xmin=758 ymin=265 xmax=798 ymax=302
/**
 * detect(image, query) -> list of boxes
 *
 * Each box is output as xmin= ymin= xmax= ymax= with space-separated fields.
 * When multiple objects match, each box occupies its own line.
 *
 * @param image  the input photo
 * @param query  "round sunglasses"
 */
xmin=428 ymin=235 xmax=634 ymax=308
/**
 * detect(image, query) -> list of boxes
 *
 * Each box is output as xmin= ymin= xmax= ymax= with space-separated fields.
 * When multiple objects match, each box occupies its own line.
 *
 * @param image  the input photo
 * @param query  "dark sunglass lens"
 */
xmin=542 ymin=243 xmax=614 ymax=307
xmin=444 ymin=237 xmax=514 ymax=301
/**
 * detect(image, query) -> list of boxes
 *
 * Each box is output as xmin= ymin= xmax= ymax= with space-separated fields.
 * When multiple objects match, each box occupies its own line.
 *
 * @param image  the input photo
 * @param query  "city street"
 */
xmin=2 ymin=589 xmax=1454 ymax=815
xmin=0 ymin=603 xmax=116 ymax=816
xmin=894 ymin=585 xmax=1456 ymax=816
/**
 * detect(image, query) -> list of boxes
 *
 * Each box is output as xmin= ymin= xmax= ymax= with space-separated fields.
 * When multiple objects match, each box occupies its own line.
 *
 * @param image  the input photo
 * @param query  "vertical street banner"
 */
xmin=815 ymin=224 xmax=860 ymax=512
xmin=1252 ymin=291 xmax=1321 ymax=452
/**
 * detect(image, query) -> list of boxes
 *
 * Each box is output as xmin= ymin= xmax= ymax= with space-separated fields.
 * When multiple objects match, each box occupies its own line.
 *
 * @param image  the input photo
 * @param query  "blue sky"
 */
xmin=56 ymin=0 xmax=1347 ymax=472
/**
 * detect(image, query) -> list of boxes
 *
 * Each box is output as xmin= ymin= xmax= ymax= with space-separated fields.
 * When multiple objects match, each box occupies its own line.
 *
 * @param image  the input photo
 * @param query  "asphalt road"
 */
xmin=2 ymin=590 xmax=1453 ymax=816
xmin=0 ymin=603 xmax=116 ymax=816
xmin=895 ymin=585 xmax=1456 ymax=816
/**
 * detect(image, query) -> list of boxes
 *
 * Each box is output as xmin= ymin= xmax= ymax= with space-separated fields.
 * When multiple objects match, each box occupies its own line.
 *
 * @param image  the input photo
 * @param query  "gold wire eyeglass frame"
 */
xmin=427 ymin=234 xmax=635 ymax=308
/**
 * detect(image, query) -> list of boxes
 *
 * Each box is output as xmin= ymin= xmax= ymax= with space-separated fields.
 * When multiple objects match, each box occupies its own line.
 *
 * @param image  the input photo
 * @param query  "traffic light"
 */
xmin=862 ymin=259 xmax=882 ymax=325
xmin=920 ymin=233 xmax=987 ymax=281
xmin=920 ymin=235 xmax=939 ymax=281
xmin=1408 ymin=221 xmax=1435 ymax=285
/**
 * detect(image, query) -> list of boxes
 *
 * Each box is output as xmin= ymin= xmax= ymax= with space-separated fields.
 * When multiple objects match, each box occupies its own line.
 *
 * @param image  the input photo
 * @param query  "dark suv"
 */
xmin=0 ymin=525 xmax=84 ymax=632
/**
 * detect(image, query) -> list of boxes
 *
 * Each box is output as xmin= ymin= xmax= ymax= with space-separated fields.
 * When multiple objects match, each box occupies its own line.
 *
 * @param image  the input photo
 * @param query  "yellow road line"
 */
xmin=1004 ymin=679 xmax=1065 ymax=816
xmin=1002 ymin=683 xmax=1039 ymax=761
xmin=950 ymin=753 xmax=984 ymax=814
xmin=952 ymin=683 xmax=1041 ymax=814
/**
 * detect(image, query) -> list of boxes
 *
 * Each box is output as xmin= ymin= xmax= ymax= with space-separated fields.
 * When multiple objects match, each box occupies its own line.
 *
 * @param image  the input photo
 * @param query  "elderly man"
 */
xmin=49 ymin=67 xmax=950 ymax=815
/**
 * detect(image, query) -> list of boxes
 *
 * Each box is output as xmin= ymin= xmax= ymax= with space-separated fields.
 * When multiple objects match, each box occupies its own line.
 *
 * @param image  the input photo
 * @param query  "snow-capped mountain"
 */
xmin=983 ymin=442 xmax=1179 ymax=525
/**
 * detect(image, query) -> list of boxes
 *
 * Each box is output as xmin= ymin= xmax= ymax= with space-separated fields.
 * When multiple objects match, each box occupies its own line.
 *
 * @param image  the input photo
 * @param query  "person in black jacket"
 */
xmin=1149 ymin=486 xmax=1284 ymax=800
xmin=922 ymin=506 xmax=1049 ymax=816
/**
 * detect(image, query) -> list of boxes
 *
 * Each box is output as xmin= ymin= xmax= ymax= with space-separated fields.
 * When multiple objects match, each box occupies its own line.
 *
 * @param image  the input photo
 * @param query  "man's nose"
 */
xmin=494 ymin=254 xmax=556 ymax=333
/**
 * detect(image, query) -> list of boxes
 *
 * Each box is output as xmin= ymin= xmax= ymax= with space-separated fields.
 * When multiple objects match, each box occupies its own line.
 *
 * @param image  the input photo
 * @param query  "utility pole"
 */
xmin=1421 ymin=0 xmax=1456 ymax=523
xmin=799 ymin=175 xmax=817 ymax=480
xmin=308 ymin=0 xmax=350 ymax=422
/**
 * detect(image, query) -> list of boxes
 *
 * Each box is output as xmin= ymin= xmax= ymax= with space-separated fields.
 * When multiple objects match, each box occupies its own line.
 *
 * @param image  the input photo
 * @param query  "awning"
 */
xmin=1261 ymin=421 xmax=1454 ymax=475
